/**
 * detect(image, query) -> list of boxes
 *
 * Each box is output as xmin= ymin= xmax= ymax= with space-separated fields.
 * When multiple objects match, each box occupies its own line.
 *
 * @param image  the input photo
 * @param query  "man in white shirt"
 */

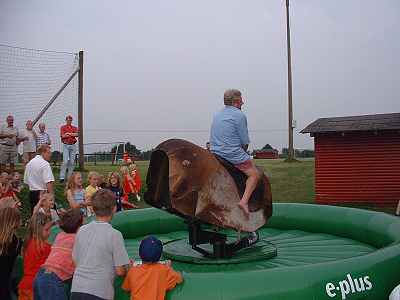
xmin=20 ymin=120 xmax=37 ymax=165
xmin=24 ymin=144 xmax=54 ymax=213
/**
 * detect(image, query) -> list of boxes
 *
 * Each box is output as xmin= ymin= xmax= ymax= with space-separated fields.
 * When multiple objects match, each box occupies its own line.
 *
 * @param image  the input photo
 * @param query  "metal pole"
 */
xmin=32 ymin=68 xmax=79 ymax=126
xmin=78 ymin=50 xmax=85 ymax=170
xmin=285 ymin=0 xmax=295 ymax=160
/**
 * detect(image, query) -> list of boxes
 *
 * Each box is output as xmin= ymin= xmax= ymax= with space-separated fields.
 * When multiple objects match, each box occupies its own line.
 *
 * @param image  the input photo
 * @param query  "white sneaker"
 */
xmin=248 ymin=231 xmax=259 ymax=245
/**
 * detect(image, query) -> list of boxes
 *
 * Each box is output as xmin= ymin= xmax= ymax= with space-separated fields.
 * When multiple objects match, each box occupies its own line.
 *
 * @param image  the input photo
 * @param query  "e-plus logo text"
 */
xmin=325 ymin=274 xmax=372 ymax=300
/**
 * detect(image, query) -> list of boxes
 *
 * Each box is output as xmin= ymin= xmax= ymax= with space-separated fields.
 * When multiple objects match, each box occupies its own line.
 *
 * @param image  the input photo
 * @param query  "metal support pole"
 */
xmin=32 ymin=68 xmax=79 ymax=126
xmin=285 ymin=0 xmax=295 ymax=160
xmin=78 ymin=50 xmax=85 ymax=170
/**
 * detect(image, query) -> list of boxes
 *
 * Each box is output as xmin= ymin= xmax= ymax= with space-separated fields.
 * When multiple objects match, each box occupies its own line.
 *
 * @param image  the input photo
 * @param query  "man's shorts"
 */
xmin=234 ymin=159 xmax=254 ymax=172
xmin=0 ymin=145 xmax=17 ymax=164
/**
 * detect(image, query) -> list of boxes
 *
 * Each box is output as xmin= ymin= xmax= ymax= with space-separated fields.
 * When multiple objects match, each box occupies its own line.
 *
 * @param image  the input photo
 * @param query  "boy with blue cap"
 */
xmin=122 ymin=235 xmax=183 ymax=300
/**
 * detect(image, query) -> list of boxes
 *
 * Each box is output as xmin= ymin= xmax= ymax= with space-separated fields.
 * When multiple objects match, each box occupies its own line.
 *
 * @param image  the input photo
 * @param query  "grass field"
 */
xmin=17 ymin=158 xmax=395 ymax=222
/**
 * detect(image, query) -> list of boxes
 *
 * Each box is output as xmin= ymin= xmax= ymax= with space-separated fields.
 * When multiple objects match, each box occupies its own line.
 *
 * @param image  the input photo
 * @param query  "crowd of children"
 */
xmin=0 ymin=157 xmax=184 ymax=300
xmin=0 ymin=190 xmax=183 ymax=300
xmin=0 ymin=157 xmax=142 ymax=215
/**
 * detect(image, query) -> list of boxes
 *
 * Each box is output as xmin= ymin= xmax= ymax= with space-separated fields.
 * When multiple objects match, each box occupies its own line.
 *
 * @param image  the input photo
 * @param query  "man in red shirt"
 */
xmin=59 ymin=115 xmax=79 ymax=183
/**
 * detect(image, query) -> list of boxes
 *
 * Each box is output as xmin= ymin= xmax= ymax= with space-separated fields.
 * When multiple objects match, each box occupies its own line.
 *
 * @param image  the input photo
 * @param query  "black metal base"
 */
xmin=186 ymin=219 xmax=258 ymax=259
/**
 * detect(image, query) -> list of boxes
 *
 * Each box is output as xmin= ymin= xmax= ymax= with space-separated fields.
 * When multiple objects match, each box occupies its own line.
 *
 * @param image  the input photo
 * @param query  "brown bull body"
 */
xmin=145 ymin=139 xmax=273 ymax=232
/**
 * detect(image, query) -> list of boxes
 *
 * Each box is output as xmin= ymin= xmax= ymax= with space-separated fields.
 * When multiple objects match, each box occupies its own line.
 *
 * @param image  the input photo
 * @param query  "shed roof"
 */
xmin=301 ymin=113 xmax=400 ymax=134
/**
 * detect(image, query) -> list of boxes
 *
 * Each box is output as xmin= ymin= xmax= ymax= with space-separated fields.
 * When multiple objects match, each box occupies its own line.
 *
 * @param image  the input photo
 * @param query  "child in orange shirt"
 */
xmin=18 ymin=212 xmax=52 ymax=300
xmin=122 ymin=235 xmax=183 ymax=300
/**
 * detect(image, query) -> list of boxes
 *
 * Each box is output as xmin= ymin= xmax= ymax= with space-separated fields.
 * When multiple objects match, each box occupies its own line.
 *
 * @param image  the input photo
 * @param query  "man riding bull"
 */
xmin=210 ymin=89 xmax=261 ymax=217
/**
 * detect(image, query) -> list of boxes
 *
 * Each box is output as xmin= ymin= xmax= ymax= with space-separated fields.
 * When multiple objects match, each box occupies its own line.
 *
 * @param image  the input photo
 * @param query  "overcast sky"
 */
xmin=0 ymin=0 xmax=399 ymax=152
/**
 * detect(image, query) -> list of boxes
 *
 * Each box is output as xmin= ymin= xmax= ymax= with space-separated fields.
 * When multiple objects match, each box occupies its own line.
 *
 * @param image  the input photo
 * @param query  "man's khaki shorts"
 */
xmin=0 ymin=145 xmax=17 ymax=164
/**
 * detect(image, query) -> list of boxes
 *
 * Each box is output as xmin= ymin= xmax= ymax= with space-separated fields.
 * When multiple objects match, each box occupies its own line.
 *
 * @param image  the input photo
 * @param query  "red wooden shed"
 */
xmin=254 ymin=149 xmax=279 ymax=159
xmin=301 ymin=113 xmax=400 ymax=206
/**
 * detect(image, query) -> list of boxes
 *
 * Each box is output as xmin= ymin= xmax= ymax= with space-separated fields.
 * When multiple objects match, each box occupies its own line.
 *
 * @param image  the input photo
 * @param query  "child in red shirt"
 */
xmin=121 ymin=163 xmax=141 ymax=197
xmin=18 ymin=212 xmax=52 ymax=300
xmin=122 ymin=235 xmax=183 ymax=300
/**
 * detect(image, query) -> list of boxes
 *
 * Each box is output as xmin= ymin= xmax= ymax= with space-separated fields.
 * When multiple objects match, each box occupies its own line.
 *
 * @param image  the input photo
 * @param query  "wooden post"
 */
xmin=285 ymin=0 xmax=295 ymax=160
xmin=78 ymin=50 xmax=85 ymax=170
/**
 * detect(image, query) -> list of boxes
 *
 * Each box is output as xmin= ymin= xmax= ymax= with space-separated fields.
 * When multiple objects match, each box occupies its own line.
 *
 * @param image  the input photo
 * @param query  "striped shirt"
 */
xmin=36 ymin=132 xmax=51 ymax=147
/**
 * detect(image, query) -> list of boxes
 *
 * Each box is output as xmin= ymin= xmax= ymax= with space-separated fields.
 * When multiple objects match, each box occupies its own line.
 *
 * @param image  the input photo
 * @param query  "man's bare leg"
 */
xmin=238 ymin=163 xmax=261 ymax=216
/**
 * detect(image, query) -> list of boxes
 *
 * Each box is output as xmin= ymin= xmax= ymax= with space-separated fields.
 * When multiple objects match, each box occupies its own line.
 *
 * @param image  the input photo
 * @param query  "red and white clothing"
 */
xmin=60 ymin=125 xmax=78 ymax=145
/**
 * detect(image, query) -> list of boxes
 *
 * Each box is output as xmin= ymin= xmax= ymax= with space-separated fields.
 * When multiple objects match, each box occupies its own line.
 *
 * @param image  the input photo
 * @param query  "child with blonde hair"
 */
xmin=0 ymin=208 xmax=22 ymax=300
xmin=65 ymin=172 xmax=87 ymax=215
xmin=33 ymin=193 xmax=59 ymax=222
xmin=18 ymin=212 xmax=52 ymax=300
xmin=85 ymin=171 xmax=100 ymax=216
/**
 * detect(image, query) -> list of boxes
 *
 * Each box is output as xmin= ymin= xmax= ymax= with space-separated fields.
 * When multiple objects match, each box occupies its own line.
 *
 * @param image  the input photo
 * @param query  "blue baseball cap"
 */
xmin=139 ymin=235 xmax=163 ymax=262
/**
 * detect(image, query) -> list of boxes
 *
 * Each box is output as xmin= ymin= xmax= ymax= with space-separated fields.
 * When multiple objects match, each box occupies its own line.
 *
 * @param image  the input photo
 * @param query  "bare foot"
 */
xmin=238 ymin=202 xmax=250 ymax=218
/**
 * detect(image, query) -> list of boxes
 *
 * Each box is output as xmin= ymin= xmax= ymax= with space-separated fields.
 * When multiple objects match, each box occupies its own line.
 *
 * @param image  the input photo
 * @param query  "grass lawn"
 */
xmin=16 ymin=158 xmax=396 ymax=222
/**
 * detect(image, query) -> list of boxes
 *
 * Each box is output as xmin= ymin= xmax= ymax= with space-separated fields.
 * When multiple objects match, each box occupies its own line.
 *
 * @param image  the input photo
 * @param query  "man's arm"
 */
xmin=43 ymin=164 xmax=55 ymax=194
xmin=0 ymin=127 xmax=15 ymax=139
xmin=115 ymin=266 xmax=127 ymax=277
xmin=0 ymin=133 xmax=14 ymax=139
xmin=236 ymin=114 xmax=250 ymax=147
xmin=69 ymin=127 xmax=79 ymax=138
xmin=113 ymin=232 xmax=130 ymax=277
xmin=46 ymin=181 xmax=54 ymax=194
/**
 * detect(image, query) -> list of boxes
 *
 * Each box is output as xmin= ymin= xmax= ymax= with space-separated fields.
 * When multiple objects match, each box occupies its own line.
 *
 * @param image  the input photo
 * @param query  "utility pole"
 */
xmin=78 ymin=50 xmax=85 ymax=170
xmin=285 ymin=0 xmax=295 ymax=160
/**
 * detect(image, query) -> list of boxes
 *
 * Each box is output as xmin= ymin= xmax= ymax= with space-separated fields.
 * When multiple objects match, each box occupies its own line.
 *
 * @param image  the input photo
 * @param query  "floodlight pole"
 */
xmin=78 ymin=50 xmax=85 ymax=170
xmin=285 ymin=0 xmax=295 ymax=160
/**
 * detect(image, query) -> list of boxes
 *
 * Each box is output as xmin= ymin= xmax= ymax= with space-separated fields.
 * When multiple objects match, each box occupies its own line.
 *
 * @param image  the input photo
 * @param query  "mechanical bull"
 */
xmin=144 ymin=139 xmax=273 ymax=258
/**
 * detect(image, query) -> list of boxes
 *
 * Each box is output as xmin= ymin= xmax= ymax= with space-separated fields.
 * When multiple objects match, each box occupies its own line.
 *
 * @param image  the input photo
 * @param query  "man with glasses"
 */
xmin=59 ymin=115 xmax=79 ymax=183
xmin=209 ymin=89 xmax=261 ymax=217
xmin=0 ymin=115 xmax=20 ymax=173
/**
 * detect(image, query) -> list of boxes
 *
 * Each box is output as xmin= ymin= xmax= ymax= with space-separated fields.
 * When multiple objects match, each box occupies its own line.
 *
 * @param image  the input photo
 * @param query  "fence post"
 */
xmin=78 ymin=50 xmax=85 ymax=170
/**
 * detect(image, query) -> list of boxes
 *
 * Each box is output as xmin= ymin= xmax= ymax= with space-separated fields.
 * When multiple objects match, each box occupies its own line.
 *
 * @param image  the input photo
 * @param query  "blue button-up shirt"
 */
xmin=210 ymin=106 xmax=251 ymax=164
